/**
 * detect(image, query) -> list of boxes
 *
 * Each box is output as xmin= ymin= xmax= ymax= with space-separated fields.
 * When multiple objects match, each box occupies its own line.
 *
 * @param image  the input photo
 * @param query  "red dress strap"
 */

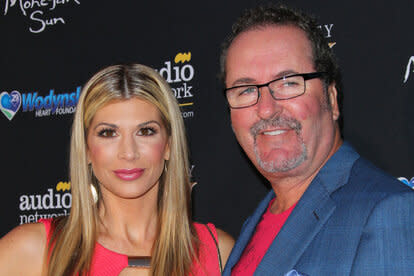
xmin=192 ymin=222 xmax=222 ymax=276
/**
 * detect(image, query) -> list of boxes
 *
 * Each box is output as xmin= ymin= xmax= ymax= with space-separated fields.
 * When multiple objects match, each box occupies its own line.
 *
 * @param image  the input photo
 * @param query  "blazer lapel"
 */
xmin=224 ymin=191 xmax=275 ymax=275
xmin=255 ymin=174 xmax=336 ymax=275
xmin=255 ymin=142 xmax=360 ymax=275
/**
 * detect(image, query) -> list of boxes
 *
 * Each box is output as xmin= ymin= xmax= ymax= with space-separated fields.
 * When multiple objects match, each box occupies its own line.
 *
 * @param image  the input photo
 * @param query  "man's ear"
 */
xmin=328 ymin=83 xmax=340 ymax=121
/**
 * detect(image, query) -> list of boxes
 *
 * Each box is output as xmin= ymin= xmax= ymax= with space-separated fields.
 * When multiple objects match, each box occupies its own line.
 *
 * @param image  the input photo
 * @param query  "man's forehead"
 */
xmin=225 ymin=25 xmax=314 ymax=85
xmin=231 ymin=24 xmax=310 ymax=47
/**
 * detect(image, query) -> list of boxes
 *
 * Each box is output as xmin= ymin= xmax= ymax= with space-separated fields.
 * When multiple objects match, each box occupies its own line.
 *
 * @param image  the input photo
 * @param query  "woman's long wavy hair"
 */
xmin=47 ymin=64 xmax=196 ymax=276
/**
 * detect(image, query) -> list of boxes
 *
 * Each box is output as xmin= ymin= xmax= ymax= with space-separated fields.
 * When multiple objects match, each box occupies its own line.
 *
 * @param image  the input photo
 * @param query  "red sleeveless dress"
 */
xmin=39 ymin=218 xmax=221 ymax=275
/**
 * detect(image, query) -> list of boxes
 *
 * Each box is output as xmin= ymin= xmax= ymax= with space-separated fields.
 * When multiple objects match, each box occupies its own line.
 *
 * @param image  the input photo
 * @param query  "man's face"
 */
xmin=225 ymin=25 xmax=339 ymax=180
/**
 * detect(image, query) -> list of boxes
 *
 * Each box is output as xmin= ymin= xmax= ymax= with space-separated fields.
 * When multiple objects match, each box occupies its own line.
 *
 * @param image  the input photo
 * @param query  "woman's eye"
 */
xmin=138 ymin=127 xmax=156 ymax=136
xmin=98 ymin=128 xmax=117 ymax=137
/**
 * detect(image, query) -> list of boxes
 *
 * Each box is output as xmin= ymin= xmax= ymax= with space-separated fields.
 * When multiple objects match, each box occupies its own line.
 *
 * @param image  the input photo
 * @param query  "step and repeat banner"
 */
xmin=1 ymin=0 xmax=413 ymax=238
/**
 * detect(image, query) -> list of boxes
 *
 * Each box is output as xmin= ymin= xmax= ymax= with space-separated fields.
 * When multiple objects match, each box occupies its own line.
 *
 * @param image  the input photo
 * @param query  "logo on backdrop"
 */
xmin=19 ymin=181 xmax=72 ymax=224
xmin=403 ymin=56 xmax=414 ymax=84
xmin=157 ymin=52 xmax=195 ymax=119
xmin=398 ymin=177 xmax=414 ymax=189
xmin=318 ymin=23 xmax=336 ymax=48
xmin=3 ymin=0 xmax=81 ymax=34
xmin=0 ymin=90 xmax=21 ymax=120
xmin=0 ymin=86 xmax=81 ymax=121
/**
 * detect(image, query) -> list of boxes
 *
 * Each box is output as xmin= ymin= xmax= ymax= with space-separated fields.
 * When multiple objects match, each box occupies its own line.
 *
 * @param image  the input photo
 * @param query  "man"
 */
xmin=220 ymin=5 xmax=414 ymax=276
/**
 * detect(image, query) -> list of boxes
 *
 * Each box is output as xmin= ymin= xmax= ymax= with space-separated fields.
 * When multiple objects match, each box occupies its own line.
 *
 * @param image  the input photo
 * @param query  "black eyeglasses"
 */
xmin=224 ymin=72 xmax=327 ymax=109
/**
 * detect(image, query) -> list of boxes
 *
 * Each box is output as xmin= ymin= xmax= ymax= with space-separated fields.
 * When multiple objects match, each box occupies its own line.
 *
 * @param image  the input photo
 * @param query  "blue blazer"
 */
xmin=224 ymin=142 xmax=414 ymax=275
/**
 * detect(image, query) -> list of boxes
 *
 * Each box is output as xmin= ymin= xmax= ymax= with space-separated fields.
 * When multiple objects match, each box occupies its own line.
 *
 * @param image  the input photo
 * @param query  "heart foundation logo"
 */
xmin=0 ymin=91 xmax=22 ymax=120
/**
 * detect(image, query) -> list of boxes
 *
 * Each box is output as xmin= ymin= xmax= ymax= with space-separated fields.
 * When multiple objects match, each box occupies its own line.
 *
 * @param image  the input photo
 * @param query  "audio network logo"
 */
xmin=157 ymin=52 xmax=195 ymax=119
xmin=18 ymin=181 xmax=72 ymax=224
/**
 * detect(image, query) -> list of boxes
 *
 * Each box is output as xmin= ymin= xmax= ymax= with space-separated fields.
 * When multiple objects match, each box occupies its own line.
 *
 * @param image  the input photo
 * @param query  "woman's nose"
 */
xmin=118 ymin=135 xmax=139 ymax=161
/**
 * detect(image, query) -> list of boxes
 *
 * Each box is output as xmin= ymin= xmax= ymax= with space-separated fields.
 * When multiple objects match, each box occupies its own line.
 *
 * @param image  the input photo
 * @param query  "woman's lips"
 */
xmin=114 ymin=168 xmax=144 ymax=181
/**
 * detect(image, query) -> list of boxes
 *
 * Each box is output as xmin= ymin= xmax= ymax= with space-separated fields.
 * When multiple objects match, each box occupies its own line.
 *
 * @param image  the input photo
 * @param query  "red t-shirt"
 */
xmin=232 ymin=199 xmax=296 ymax=275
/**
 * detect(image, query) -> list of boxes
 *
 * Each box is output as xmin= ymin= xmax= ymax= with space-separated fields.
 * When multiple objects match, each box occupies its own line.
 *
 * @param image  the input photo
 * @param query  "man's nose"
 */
xmin=256 ymin=87 xmax=283 ymax=119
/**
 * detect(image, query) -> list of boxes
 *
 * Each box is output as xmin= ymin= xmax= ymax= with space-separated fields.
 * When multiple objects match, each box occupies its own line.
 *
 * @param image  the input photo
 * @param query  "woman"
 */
xmin=0 ymin=64 xmax=234 ymax=275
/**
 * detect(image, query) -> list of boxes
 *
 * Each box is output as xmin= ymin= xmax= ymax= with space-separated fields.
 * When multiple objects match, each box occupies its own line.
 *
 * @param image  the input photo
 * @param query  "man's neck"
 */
xmin=269 ymin=132 xmax=343 ymax=214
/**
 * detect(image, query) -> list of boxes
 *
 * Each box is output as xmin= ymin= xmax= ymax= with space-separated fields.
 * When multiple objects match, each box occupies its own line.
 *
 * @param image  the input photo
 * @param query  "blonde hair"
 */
xmin=47 ymin=64 xmax=196 ymax=276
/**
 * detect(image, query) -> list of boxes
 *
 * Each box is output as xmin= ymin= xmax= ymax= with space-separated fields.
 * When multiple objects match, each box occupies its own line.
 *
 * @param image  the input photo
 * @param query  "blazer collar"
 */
xmin=255 ymin=141 xmax=360 ymax=275
xmin=225 ymin=142 xmax=360 ymax=275
xmin=316 ymin=141 xmax=360 ymax=194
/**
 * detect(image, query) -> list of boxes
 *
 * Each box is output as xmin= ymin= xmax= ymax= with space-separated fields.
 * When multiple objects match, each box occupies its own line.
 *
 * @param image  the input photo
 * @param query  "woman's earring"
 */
xmin=90 ymin=184 xmax=98 ymax=204
xmin=89 ymin=164 xmax=98 ymax=204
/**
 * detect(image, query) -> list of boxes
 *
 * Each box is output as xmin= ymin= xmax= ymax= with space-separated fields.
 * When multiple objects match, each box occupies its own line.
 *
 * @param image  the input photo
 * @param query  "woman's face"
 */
xmin=87 ymin=98 xmax=170 ymax=201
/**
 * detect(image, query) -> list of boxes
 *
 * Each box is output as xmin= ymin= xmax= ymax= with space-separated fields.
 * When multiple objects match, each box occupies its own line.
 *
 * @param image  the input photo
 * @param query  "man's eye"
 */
xmin=238 ymin=86 xmax=257 ymax=96
xmin=98 ymin=128 xmax=117 ymax=137
xmin=283 ymin=81 xmax=299 ymax=87
xmin=138 ymin=127 xmax=156 ymax=136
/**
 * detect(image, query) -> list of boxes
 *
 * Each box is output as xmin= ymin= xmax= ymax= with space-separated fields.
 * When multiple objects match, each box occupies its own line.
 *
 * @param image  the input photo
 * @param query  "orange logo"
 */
xmin=56 ymin=181 xmax=71 ymax=192
xmin=175 ymin=52 xmax=191 ymax=63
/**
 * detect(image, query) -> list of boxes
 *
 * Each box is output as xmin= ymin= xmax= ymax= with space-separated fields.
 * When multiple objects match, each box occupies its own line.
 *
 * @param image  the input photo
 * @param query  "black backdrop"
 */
xmin=1 ymin=0 xmax=413 ymax=238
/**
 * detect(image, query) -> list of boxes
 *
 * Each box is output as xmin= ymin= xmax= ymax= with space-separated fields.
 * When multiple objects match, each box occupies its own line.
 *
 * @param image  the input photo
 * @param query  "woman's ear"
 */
xmin=87 ymin=149 xmax=91 ymax=164
xmin=164 ymin=138 xmax=171 ymax=161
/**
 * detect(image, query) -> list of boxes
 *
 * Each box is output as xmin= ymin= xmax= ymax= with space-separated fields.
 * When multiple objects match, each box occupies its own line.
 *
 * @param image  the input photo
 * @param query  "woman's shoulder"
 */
xmin=0 ymin=222 xmax=48 ymax=275
xmin=193 ymin=222 xmax=219 ymax=244
xmin=193 ymin=222 xmax=235 ymax=266
xmin=215 ymin=227 xmax=235 ymax=266
xmin=1 ymin=222 xmax=47 ymax=254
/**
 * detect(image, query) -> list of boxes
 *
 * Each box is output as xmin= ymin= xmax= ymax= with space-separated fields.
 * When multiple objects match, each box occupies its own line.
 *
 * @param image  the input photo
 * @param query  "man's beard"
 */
xmin=250 ymin=116 xmax=307 ymax=173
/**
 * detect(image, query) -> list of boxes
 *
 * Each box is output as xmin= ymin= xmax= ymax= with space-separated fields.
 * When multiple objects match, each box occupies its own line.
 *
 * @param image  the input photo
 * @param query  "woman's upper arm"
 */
xmin=216 ymin=228 xmax=235 ymax=266
xmin=0 ymin=223 xmax=47 ymax=276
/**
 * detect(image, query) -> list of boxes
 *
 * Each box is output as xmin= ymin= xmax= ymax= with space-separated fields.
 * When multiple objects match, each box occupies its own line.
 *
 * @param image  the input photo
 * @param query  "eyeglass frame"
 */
xmin=224 ymin=72 xmax=327 ymax=109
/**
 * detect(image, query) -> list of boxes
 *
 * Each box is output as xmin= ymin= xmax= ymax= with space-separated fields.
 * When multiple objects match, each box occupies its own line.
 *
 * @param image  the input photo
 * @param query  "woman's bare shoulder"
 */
xmin=216 ymin=228 xmax=235 ymax=266
xmin=0 ymin=222 xmax=47 ymax=275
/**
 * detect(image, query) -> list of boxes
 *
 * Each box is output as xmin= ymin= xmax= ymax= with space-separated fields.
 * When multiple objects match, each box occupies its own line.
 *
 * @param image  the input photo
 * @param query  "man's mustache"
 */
xmin=250 ymin=116 xmax=302 ymax=138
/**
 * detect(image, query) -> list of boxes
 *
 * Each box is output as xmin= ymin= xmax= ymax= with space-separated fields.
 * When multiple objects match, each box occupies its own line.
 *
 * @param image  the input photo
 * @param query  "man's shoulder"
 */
xmin=349 ymin=156 xmax=410 ymax=194
xmin=327 ymin=155 xmax=414 ymax=216
xmin=317 ymin=142 xmax=410 ymax=199
xmin=326 ymin=142 xmax=410 ymax=195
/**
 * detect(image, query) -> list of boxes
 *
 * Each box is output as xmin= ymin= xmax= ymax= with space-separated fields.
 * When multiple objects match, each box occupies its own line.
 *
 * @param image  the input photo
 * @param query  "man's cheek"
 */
xmin=291 ymin=99 xmax=320 ymax=121
xmin=231 ymin=110 xmax=252 ymax=128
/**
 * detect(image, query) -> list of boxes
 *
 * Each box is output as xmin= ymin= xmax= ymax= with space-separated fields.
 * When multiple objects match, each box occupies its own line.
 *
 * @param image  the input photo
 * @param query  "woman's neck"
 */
xmin=96 ymin=185 xmax=159 ymax=256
